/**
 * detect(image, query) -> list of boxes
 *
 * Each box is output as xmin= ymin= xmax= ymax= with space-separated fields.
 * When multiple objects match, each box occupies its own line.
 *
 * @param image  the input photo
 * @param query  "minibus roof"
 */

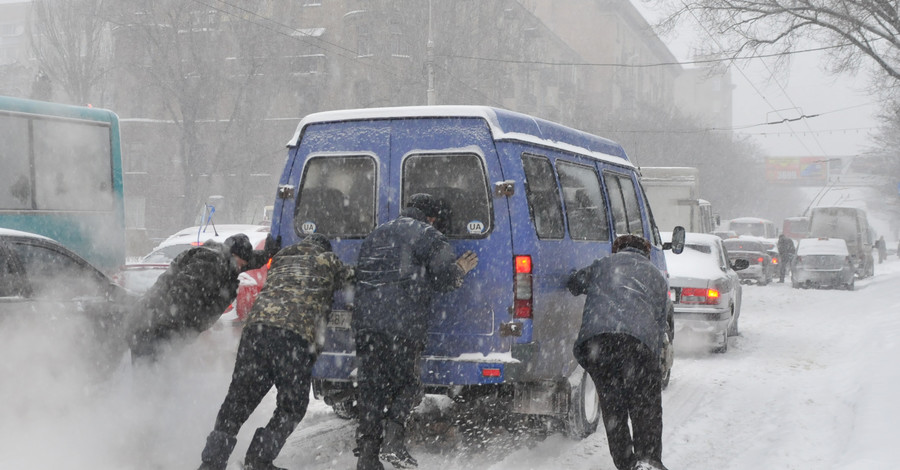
xmin=287 ymin=106 xmax=632 ymax=167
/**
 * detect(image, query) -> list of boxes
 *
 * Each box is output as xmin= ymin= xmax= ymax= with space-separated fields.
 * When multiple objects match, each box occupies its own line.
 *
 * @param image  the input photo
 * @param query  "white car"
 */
xmin=663 ymin=232 xmax=749 ymax=353
xmin=114 ymin=224 xmax=270 ymax=294
xmin=791 ymin=237 xmax=855 ymax=290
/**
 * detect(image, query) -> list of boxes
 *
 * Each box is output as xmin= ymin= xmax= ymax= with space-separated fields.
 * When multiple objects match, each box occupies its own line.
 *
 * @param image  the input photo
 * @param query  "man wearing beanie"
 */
xmin=353 ymin=193 xmax=479 ymax=470
xmin=127 ymin=232 xmax=279 ymax=362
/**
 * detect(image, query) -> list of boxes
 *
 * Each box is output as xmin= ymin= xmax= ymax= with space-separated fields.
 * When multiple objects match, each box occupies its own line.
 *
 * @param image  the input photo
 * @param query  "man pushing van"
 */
xmin=568 ymin=234 xmax=670 ymax=470
xmin=352 ymin=193 xmax=478 ymax=470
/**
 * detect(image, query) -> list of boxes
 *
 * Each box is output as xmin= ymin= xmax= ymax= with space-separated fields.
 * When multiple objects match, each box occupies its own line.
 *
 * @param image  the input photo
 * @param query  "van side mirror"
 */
xmin=663 ymin=226 xmax=686 ymax=254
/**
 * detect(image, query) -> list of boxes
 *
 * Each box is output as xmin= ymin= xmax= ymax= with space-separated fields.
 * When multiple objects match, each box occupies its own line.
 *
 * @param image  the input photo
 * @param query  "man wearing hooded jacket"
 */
xmin=198 ymin=234 xmax=353 ymax=470
xmin=568 ymin=234 xmax=669 ymax=470
xmin=353 ymin=193 xmax=478 ymax=470
xmin=128 ymin=233 xmax=277 ymax=362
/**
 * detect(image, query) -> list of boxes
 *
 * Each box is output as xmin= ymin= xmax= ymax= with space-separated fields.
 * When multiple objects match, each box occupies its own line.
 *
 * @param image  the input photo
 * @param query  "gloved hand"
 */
xmin=264 ymin=234 xmax=282 ymax=258
xmin=456 ymin=250 xmax=479 ymax=275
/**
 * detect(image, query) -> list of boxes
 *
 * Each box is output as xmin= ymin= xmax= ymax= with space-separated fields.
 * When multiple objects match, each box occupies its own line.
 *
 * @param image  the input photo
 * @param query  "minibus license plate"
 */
xmin=329 ymin=310 xmax=351 ymax=329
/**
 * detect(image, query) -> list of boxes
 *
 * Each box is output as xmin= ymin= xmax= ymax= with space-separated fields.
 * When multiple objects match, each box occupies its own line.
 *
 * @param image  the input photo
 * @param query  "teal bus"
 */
xmin=0 ymin=96 xmax=125 ymax=274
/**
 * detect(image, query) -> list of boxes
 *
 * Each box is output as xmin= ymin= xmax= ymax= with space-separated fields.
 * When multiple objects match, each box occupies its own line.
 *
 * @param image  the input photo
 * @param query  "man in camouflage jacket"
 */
xmin=128 ymin=233 xmax=273 ymax=361
xmin=197 ymin=233 xmax=353 ymax=470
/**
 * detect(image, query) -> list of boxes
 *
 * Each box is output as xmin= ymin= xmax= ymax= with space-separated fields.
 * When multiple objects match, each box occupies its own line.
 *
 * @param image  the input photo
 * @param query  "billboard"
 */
xmin=765 ymin=157 xmax=830 ymax=185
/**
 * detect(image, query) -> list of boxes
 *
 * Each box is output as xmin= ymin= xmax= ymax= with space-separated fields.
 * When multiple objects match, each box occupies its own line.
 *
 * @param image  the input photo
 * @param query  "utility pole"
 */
xmin=426 ymin=0 xmax=436 ymax=105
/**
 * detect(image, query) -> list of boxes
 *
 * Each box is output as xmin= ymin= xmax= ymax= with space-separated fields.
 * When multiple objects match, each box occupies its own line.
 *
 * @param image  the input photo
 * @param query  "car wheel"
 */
xmin=565 ymin=368 xmax=600 ymax=439
xmin=758 ymin=274 xmax=769 ymax=286
xmin=712 ymin=329 xmax=728 ymax=353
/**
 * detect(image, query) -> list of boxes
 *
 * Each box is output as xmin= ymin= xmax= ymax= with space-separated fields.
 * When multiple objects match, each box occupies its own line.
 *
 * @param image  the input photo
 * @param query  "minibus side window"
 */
xmin=403 ymin=153 xmax=492 ymax=238
xmin=606 ymin=172 xmax=645 ymax=238
xmin=557 ymin=161 xmax=609 ymax=241
xmin=294 ymin=155 xmax=376 ymax=238
xmin=638 ymin=182 xmax=662 ymax=246
xmin=521 ymin=154 xmax=564 ymax=239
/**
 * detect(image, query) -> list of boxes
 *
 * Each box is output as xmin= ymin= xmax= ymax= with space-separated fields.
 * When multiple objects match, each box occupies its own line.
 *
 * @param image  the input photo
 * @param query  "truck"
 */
xmin=807 ymin=206 xmax=875 ymax=278
xmin=639 ymin=167 xmax=717 ymax=233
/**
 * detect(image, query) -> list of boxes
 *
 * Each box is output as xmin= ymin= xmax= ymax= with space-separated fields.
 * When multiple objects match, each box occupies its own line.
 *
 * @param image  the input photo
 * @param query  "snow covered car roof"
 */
xmin=143 ymin=224 xmax=270 ymax=263
xmin=796 ymin=237 xmax=850 ymax=256
xmin=662 ymin=232 xmax=727 ymax=281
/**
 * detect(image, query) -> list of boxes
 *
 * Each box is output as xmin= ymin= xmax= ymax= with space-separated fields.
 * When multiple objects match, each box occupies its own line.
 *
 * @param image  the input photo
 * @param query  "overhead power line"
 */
xmin=440 ymin=43 xmax=852 ymax=69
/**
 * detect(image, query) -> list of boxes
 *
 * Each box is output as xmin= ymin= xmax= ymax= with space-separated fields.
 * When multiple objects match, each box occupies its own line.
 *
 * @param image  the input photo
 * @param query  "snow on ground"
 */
xmin=2 ymin=257 xmax=900 ymax=469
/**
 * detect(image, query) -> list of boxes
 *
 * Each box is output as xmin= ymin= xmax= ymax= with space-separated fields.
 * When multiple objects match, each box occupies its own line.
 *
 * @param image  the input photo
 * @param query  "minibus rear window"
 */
xmin=402 ymin=153 xmax=492 ymax=238
xmin=294 ymin=155 xmax=376 ymax=238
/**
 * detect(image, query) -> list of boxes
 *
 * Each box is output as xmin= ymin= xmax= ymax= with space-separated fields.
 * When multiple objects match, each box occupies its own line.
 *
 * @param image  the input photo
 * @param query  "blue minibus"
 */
xmin=270 ymin=106 xmax=679 ymax=438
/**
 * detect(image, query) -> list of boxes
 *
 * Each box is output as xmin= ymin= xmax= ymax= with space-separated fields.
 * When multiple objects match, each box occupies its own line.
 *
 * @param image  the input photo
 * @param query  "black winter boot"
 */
xmin=244 ymin=428 xmax=287 ymax=470
xmin=379 ymin=420 xmax=417 ymax=469
xmin=356 ymin=439 xmax=385 ymax=470
xmin=198 ymin=430 xmax=237 ymax=470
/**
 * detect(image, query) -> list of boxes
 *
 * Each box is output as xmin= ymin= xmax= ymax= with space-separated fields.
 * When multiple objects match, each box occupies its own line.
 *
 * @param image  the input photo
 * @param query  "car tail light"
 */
xmin=680 ymin=287 xmax=721 ymax=305
xmin=514 ymin=255 xmax=532 ymax=319
xmin=772 ymin=257 xmax=779 ymax=265
xmin=757 ymin=257 xmax=764 ymax=263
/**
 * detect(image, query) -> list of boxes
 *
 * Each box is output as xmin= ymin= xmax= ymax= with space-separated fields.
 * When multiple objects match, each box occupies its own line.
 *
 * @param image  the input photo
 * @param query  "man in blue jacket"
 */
xmin=567 ymin=234 xmax=669 ymax=470
xmin=353 ymin=193 xmax=478 ymax=470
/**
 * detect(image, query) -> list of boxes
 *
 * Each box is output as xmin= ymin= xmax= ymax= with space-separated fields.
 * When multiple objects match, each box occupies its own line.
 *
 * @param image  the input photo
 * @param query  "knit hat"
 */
xmin=224 ymin=234 xmax=253 ymax=261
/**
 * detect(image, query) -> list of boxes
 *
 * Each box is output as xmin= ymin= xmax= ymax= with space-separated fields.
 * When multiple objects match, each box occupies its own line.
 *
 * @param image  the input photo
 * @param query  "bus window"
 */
xmin=295 ymin=155 xmax=376 ymax=238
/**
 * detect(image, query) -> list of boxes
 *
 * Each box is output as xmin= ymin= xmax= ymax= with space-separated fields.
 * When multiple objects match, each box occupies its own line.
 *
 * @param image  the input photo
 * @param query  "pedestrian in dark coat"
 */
xmin=353 ymin=193 xmax=478 ymax=470
xmin=875 ymin=236 xmax=886 ymax=264
xmin=197 ymin=234 xmax=353 ymax=470
xmin=568 ymin=234 xmax=669 ymax=470
xmin=128 ymin=233 xmax=275 ymax=362
xmin=777 ymin=233 xmax=796 ymax=282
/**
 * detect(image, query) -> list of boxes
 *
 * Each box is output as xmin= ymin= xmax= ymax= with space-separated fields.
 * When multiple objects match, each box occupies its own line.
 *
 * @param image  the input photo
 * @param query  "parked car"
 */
xmin=113 ymin=224 xmax=270 ymax=295
xmin=791 ymin=237 xmax=855 ymax=290
xmin=0 ymin=228 xmax=135 ymax=377
xmin=663 ymin=232 xmax=749 ymax=353
xmin=722 ymin=238 xmax=774 ymax=285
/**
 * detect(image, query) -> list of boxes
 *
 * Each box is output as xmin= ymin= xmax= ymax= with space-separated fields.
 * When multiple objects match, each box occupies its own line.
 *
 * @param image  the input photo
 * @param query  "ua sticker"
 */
xmin=467 ymin=220 xmax=485 ymax=234
xmin=301 ymin=221 xmax=317 ymax=234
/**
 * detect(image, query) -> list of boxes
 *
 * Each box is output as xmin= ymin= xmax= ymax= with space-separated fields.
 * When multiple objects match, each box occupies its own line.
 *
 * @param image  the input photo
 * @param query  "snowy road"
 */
xmin=3 ymin=258 xmax=900 ymax=469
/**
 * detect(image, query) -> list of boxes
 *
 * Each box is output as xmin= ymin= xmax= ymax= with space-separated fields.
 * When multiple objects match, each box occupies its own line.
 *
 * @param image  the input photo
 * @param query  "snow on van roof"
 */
xmin=287 ymin=105 xmax=633 ymax=167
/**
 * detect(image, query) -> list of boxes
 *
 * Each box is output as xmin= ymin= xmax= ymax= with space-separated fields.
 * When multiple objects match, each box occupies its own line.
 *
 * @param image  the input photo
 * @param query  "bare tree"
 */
xmin=649 ymin=0 xmax=900 ymax=86
xmin=110 ymin=0 xmax=292 ymax=226
xmin=29 ymin=0 xmax=112 ymax=105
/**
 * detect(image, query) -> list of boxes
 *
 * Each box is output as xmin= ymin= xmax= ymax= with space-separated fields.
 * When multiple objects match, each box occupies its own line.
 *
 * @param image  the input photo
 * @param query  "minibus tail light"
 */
xmin=514 ymin=255 xmax=533 ymax=319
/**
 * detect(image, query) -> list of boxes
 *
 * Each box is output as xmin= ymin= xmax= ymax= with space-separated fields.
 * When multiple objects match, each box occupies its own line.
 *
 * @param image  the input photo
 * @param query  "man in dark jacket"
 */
xmin=568 ymin=235 xmax=669 ymax=470
xmin=198 ymin=234 xmax=353 ymax=470
xmin=353 ymin=193 xmax=478 ymax=470
xmin=777 ymin=233 xmax=796 ymax=282
xmin=128 ymin=233 xmax=276 ymax=362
